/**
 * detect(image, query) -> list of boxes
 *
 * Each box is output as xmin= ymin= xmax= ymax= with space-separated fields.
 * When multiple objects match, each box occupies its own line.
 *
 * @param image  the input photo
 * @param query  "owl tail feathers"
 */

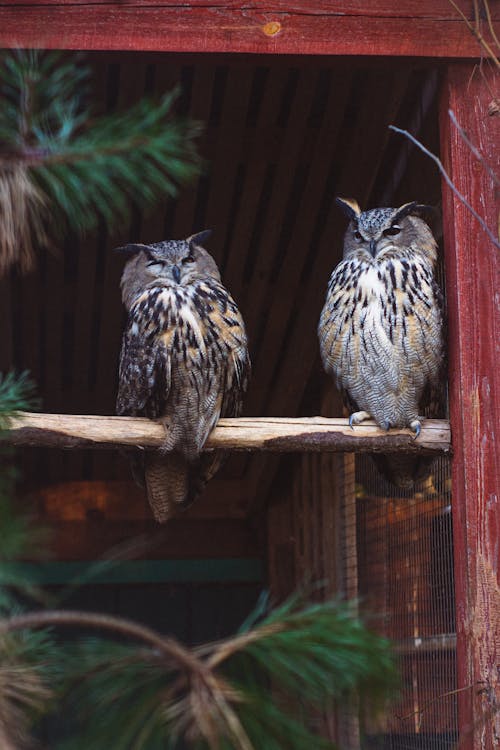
xmin=144 ymin=451 xmax=212 ymax=523
xmin=144 ymin=452 xmax=190 ymax=523
xmin=372 ymin=453 xmax=437 ymax=490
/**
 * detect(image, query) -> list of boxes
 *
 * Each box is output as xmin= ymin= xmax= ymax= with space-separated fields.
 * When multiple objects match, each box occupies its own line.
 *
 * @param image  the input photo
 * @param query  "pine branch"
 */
xmin=1 ymin=595 xmax=397 ymax=749
xmin=0 ymin=610 xmax=202 ymax=675
xmin=0 ymin=50 xmax=202 ymax=272
xmin=0 ymin=628 xmax=55 ymax=749
xmin=0 ymin=372 xmax=37 ymax=431
xmin=0 ymin=360 xmax=56 ymax=750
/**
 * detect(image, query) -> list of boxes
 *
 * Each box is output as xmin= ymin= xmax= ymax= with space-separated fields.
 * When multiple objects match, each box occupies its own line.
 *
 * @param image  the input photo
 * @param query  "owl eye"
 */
xmin=353 ymin=230 xmax=363 ymax=242
xmin=384 ymin=225 xmax=401 ymax=237
xmin=146 ymin=259 xmax=163 ymax=267
xmin=182 ymin=254 xmax=195 ymax=264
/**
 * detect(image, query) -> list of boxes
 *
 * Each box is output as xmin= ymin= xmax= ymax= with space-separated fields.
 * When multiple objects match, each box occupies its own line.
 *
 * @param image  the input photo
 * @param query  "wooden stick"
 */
xmin=5 ymin=412 xmax=451 ymax=454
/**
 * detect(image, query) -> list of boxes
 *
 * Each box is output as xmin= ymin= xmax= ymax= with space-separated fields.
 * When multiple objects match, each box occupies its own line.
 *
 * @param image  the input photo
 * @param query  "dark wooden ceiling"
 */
xmin=0 ymin=52 xmax=442 ymax=533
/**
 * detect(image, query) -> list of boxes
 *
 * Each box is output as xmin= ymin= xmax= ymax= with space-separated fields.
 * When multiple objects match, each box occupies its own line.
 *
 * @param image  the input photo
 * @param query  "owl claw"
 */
xmin=349 ymin=410 xmax=371 ymax=428
xmin=410 ymin=419 xmax=422 ymax=439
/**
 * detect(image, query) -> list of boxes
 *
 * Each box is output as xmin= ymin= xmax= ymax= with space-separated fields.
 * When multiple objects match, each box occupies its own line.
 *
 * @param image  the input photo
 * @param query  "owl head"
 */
xmin=117 ymin=231 xmax=221 ymax=309
xmin=336 ymin=198 xmax=437 ymax=264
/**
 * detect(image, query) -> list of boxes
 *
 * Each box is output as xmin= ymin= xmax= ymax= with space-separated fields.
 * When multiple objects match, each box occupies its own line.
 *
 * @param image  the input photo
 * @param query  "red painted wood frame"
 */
xmin=0 ymin=1 xmax=498 ymax=57
xmin=0 ymin=2 xmax=499 ymax=747
xmin=440 ymin=65 xmax=500 ymax=750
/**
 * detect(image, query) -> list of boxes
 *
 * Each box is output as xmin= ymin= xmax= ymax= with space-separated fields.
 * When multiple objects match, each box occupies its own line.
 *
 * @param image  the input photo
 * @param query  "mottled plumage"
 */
xmin=116 ymin=231 xmax=250 ymax=521
xmin=318 ymin=198 xmax=444 ymax=487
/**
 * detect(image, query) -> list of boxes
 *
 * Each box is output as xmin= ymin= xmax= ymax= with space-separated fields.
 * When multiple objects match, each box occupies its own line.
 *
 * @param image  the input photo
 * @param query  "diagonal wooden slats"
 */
xmin=223 ymin=63 xmax=296 ymax=301
xmin=244 ymin=66 xmax=354 ymax=413
xmin=239 ymin=65 xmax=332 ymax=339
xmin=244 ymin=66 xmax=414 ymax=513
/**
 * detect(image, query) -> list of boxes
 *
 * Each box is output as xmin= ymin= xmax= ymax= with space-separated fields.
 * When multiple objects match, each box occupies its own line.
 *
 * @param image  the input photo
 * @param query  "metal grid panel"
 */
xmin=354 ymin=454 xmax=458 ymax=749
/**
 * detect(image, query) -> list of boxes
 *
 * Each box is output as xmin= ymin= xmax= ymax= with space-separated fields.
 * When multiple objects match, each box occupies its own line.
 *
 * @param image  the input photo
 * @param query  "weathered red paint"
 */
xmin=0 ymin=1 xmax=497 ymax=57
xmin=440 ymin=64 xmax=500 ymax=750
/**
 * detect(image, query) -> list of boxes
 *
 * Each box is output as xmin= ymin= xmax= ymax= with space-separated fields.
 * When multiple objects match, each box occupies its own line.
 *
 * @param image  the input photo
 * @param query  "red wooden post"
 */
xmin=440 ymin=64 xmax=500 ymax=750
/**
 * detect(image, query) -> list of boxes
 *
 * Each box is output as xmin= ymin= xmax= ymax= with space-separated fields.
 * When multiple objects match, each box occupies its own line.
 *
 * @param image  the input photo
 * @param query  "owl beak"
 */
xmin=369 ymin=239 xmax=378 ymax=257
xmin=172 ymin=265 xmax=181 ymax=283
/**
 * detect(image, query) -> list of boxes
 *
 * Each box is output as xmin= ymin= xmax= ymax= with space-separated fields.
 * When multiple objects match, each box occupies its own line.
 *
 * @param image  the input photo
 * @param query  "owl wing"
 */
xmin=221 ymin=345 xmax=251 ymax=418
xmin=193 ymin=285 xmax=251 ymax=486
xmin=418 ymin=277 xmax=446 ymax=419
xmin=318 ymin=260 xmax=353 ymax=392
xmin=116 ymin=319 xmax=171 ymax=419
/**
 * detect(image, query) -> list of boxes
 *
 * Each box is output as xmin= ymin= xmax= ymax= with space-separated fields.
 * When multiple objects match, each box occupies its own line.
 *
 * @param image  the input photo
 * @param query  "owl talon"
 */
xmin=410 ymin=420 xmax=422 ymax=439
xmin=349 ymin=410 xmax=371 ymax=428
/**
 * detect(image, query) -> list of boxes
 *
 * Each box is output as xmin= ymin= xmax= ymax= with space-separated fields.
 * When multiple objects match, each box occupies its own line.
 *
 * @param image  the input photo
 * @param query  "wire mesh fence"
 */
xmin=353 ymin=454 xmax=458 ymax=749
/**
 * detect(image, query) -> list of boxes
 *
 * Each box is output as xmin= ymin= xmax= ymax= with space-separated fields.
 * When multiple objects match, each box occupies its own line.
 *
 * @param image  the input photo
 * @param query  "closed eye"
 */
xmin=383 ymin=225 xmax=401 ymax=237
xmin=353 ymin=230 xmax=363 ymax=241
xmin=146 ymin=260 xmax=166 ymax=274
xmin=182 ymin=255 xmax=195 ymax=264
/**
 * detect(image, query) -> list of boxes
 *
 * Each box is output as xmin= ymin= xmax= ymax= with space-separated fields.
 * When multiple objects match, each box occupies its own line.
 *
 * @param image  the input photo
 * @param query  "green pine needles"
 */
xmin=0 ymin=50 xmax=202 ymax=273
xmin=0 ymin=598 xmax=397 ymax=750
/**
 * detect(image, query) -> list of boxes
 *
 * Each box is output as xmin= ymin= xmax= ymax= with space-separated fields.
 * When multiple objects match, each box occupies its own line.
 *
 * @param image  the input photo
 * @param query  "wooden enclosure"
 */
xmin=0 ymin=2 xmax=499 ymax=749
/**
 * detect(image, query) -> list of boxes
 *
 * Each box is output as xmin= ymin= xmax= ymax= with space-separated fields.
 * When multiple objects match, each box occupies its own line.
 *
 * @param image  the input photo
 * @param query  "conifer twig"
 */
xmin=0 ymin=610 xmax=202 ymax=674
xmin=0 ymin=50 xmax=202 ymax=273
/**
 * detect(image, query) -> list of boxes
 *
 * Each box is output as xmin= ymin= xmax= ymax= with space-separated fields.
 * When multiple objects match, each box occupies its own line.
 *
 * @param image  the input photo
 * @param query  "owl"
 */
xmin=318 ymin=198 xmax=444 ymax=488
xmin=116 ymin=231 xmax=250 ymax=522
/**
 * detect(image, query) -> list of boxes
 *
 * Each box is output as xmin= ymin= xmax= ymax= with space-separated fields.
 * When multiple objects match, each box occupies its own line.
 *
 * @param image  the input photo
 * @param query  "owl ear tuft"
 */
xmin=393 ymin=202 xmax=434 ymax=223
xmin=335 ymin=197 xmax=361 ymax=222
xmin=188 ymin=229 xmax=213 ymax=248
xmin=114 ymin=243 xmax=151 ymax=257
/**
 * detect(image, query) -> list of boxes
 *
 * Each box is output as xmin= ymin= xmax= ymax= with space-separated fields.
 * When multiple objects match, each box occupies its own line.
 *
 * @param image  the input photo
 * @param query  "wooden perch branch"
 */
xmin=5 ymin=412 xmax=451 ymax=454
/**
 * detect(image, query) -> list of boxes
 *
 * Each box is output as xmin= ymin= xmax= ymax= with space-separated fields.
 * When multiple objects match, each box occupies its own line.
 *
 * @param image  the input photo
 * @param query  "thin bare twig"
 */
xmin=482 ymin=0 xmax=500 ymax=53
xmin=389 ymin=125 xmax=500 ymax=250
xmin=448 ymin=0 xmax=500 ymax=67
xmin=448 ymin=108 xmax=500 ymax=187
xmin=396 ymin=683 xmax=475 ymax=721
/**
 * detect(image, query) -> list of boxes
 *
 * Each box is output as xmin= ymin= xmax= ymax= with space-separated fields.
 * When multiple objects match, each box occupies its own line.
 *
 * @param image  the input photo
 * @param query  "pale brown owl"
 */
xmin=116 ymin=231 xmax=250 ymax=522
xmin=318 ymin=198 xmax=444 ymax=487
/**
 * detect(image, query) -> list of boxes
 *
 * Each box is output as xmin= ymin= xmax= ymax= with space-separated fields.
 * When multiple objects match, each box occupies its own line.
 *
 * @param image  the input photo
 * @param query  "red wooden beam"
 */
xmin=0 ymin=1 xmax=498 ymax=57
xmin=440 ymin=64 xmax=500 ymax=750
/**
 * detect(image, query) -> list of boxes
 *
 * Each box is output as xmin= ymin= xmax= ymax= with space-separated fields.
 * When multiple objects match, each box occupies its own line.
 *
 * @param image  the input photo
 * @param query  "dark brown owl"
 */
xmin=318 ymin=198 xmax=444 ymax=487
xmin=116 ymin=231 xmax=250 ymax=522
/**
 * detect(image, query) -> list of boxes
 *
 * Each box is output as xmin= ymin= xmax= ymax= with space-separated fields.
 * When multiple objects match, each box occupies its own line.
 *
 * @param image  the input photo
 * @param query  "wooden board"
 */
xmin=7 ymin=412 xmax=452 ymax=453
xmin=0 ymin=1 xmax=497 ymax=57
